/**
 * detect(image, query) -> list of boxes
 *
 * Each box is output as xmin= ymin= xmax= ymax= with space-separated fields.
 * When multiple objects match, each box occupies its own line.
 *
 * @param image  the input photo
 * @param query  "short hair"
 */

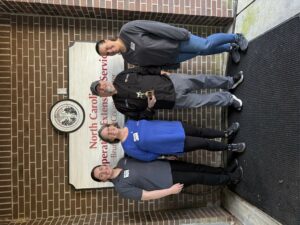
xmin=91 ymin=165 xmax=102 ymax=182
xmin=90 ymin=80 xmax=100 ymax=96
xmin=98 ymin=123 xmax=121 ymax=144
xmin=95 ymin=40 xmax=105 ymax=55
xmin=95 ymin=37 xmax=118 ymax=55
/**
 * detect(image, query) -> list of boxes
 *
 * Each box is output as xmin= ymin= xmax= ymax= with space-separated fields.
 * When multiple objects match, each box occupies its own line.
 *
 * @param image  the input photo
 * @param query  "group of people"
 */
xmin=89 ymin=20 xmax=248 ymax=201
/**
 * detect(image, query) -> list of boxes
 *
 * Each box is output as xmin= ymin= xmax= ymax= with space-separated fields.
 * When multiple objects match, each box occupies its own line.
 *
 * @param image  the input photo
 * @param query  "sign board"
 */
xmin=68 ymin=42 xmax=125 ymax=189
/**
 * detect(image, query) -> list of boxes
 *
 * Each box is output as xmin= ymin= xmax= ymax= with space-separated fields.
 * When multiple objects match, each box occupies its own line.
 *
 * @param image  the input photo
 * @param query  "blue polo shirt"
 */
xmin=122 ymin=120 xmax=185 ymax=161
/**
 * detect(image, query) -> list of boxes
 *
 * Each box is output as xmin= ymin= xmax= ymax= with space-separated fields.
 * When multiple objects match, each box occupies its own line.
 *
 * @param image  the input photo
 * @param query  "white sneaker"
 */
xmin=231 ymin=95 xmax=243 ymax=111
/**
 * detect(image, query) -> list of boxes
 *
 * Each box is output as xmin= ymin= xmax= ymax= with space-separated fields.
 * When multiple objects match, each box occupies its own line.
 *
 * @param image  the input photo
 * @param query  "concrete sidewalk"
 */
xmin=235 ymin=0 xmax=300 ymax=41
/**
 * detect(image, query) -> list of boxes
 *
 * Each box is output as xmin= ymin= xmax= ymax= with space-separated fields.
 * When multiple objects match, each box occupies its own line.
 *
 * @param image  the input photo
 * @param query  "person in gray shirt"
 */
xmin=95 ymin=20 xmax=248 ymax=67
xmin=91 ymin=157 xmax=243 ymax=201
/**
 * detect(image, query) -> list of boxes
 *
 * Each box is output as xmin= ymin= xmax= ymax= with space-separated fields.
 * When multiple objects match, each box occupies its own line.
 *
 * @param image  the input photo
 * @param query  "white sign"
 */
xmin=68 ymin=42 xmax=125 ymax=189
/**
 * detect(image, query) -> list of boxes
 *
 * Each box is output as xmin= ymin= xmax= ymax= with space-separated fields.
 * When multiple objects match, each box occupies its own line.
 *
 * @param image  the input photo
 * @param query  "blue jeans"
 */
xmin=175 ymin=33 xmax=237 ymax=63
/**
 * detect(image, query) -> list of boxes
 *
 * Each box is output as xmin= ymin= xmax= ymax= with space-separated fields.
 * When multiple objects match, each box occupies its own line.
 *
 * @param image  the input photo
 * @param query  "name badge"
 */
xmin=133 ymin=132 xmax=139 ymax=142
xmin=130 ymin=42 xmax=135 ymax=51
xmin=123 ymin=169 xmax=129 ymax=178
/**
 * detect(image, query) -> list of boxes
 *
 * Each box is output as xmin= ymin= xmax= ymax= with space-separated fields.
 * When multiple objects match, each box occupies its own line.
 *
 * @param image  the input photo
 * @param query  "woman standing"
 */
xmin=98 ymin=120 xmax=245 ymax=161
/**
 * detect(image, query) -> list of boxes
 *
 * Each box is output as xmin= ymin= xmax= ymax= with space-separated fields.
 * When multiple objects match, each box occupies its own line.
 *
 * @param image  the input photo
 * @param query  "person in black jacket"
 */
xmin=95 ymin=20 xmax=248 ymax=67
xmin=90 ymin=67 xmax=244 ymax=120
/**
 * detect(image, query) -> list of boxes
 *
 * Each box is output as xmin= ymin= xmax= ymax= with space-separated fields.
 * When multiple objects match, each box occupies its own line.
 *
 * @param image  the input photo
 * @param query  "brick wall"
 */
xmin=0 ymin=0 xmax=234 ymax=224
xmin=0 ymin=0 xmax=233 ymax=26
xmin=0 ymin=13 xmax=12 ymax=222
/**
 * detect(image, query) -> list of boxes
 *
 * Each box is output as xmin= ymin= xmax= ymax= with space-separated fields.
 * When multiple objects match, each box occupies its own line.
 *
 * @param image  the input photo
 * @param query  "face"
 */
xmin=101 ymin=125 xmax=119 ymax=142
xmin=96 ymin=80 xmax=115 ymax=97
xmin=99 ymin=40 xmax=120 ymax=56
xmin=93 ymin=165 xmax=113 ymax=182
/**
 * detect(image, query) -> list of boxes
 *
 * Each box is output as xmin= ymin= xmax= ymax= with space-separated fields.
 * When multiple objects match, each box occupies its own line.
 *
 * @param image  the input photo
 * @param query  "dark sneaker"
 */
xmin=226 ymin=159 xmax=239 ymax=172
xmin=229 ymin=166 xmax=243 ymax=184
xmin=236 ymin=33 xmax=248 ymax=51
xmin=225 ymin=122 xmax=240 ymax=139
xmin=231 ymin=71 xmax=244 ymax=89
xmin=228 ymin=143 xmax=246 ymax=153
xmin=230 ymin=43 xmax=240 ymax=64
xmin=231 ymin=95 xmax=243 ymax=111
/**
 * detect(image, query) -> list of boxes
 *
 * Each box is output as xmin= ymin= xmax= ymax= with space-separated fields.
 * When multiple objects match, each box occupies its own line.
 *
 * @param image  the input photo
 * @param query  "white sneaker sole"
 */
xmin=232 ymin=95 xmax=243 ymax=111
xmin=231 ymin=71 xmax=244 ymax=89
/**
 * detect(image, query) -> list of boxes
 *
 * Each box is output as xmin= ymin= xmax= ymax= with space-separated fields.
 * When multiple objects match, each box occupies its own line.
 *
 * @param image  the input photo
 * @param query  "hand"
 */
xmin=165 ymin=155 xmax=178 ymax=160
xmin=169 ymin=183 xmax=184 ymax=195
xmin=161 ymin=70 xmax=170 ymax=75
xmin=147 ymin=94 xmax=156 ymax=109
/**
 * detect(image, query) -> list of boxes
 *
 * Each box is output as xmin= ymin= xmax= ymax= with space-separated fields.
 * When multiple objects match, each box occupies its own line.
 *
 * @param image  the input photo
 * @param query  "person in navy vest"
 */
xmin=95 ymin=20 xmax=248 ymax=67
xmin=98 ymin=120 xmax=245 ymax=162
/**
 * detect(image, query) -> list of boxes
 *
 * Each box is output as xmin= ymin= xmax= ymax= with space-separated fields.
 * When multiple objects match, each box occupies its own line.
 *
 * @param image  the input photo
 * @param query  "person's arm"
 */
xmin=113 ymin=98 xmax=155 ymax=120
xmin=124 ymin=93 xmax=156 ymax=120
xmin=120 ymin=88 xmax=157 ymax=120
xmin=158 ymin=155 xmax=178 ymax=160
xmin=124 ymin=108 xmax=155 ymax=120
xmin=161 ymin=63 xmax=181 ymax=70
xmin=141 ymin=183 xmax=184 ymax=200
xmin=160 ymin=70 xmax=171 ymax=75
xmin=123 ymin=20 xmax=190 ymax=41
xmin=121 ymin=66 xmax=162 ymax=76
xmin=125 ymin=147 xmax=160 ymax=162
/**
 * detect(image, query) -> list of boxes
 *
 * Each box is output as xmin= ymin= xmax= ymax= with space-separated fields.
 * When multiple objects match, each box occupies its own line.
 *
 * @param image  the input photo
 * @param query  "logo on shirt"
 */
xmin=133 ymin=132 xmax=139 ymax=142
xmin=136 ymin=91 xmax=147 ymax=99
xmin=130 ymin=42 xmax=135 ymax=51
xmin=123 ymin=169 xmax=129 ymax=178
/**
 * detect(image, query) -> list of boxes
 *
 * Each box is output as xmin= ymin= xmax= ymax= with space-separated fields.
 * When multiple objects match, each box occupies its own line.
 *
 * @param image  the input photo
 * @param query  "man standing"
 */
xmin=91 ymin=157 xmax=243 ymax=201
xmin=95 ymin=20 xmax=248 ymax=67
xmin=90 ymin=67 xmax=244 ymax=120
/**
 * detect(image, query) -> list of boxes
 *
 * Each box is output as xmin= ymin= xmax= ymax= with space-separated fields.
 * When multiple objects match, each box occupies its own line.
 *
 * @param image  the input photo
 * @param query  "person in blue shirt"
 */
xmin=98 ymin=120 xmax=246 ymax=161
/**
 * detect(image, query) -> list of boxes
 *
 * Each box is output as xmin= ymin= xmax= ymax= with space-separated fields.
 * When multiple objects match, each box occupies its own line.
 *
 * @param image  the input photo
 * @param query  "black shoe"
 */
xmin=230 ymin=43 xmax=240 ymax=64
xmin=229 ymin=166 xmax=243 ymax=184
xmin=225 ymin=122 xmax=240 ymax=139
xmin=231 ymin=95 xmax=243 ymax=111
xmin=231 ymin=71 xmax=244 ymax=89
xmin=226 ymin=159 xmax=239 ymax=172
xmin=228 ymin=143 xmax=246 ymax=153
xmin=236 ymin=33 xmax=248 ymax=51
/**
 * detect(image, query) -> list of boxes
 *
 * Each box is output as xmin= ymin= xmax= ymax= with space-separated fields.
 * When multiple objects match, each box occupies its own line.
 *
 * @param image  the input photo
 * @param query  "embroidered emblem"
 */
xmin=136 ymin=91 xmax=146 ymax=99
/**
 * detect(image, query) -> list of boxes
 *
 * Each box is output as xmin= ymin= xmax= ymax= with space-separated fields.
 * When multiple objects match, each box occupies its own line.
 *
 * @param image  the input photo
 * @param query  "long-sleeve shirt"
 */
xmin=112 ymin=67 xmax=175 ymax=120
xmin=119 ymin=20 xmax=190 ymax=68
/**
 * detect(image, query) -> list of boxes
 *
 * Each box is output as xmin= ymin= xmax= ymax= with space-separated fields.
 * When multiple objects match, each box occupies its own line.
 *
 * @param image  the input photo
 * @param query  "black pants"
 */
xmin=170 ymin=160 xmax=230 ymax=186
xmin=182 ymin=123 xmax=227 ymax=152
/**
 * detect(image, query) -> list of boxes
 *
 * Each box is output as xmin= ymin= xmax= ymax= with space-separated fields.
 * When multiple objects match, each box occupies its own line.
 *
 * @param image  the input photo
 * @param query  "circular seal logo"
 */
xmin=49 ymin=99 xmax=85 ymax=133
